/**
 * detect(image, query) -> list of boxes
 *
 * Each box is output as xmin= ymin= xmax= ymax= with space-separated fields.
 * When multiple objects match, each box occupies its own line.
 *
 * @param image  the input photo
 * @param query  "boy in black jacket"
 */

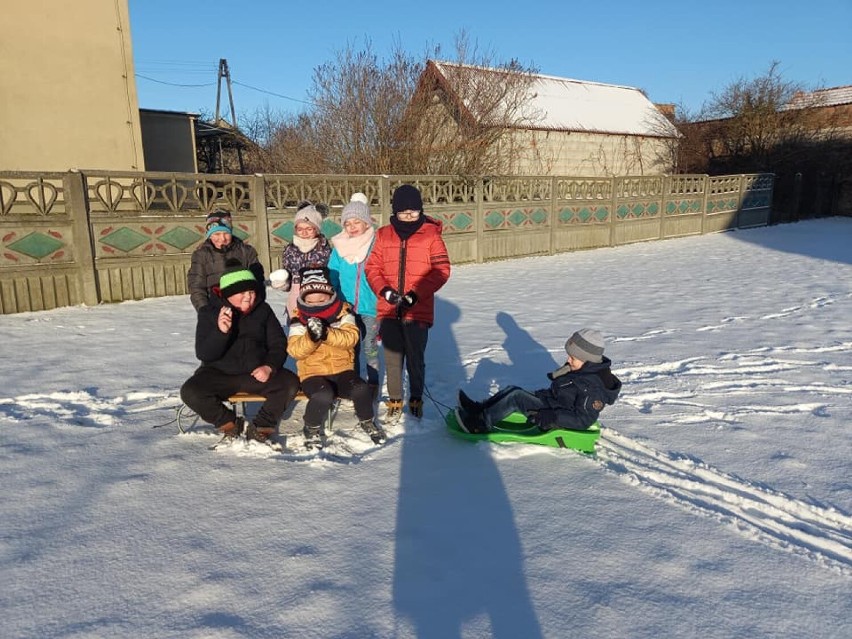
xmin=456 ymin=328 xmax=621 ymax=434
xmin=181 ymin=259 xmax=300 ymax=441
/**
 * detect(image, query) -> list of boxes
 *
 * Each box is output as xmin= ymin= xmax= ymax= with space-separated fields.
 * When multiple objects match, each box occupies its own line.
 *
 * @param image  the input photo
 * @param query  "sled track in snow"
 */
xmin=596 ymin=428 xmax=852 ymax=575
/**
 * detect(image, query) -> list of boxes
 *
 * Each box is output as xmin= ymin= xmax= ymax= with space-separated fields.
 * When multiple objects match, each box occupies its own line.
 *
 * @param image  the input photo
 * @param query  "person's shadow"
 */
xmin=392 ymin=300 xmax=543 ymax=638
xmin=466 ymin=311 xmax=560 ymax=396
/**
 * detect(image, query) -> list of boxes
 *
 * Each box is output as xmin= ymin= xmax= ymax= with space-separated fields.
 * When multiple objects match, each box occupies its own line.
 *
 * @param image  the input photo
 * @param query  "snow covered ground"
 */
xmin=1 ymin=217 xmax=850 ymax=639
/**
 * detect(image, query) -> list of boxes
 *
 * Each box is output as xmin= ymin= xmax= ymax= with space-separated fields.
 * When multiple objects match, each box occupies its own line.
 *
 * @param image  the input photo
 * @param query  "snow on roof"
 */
xmin=784 ymin=85 xmax=852 ymax=110
xmin=431 ymin=61 xmax=679 ymax=138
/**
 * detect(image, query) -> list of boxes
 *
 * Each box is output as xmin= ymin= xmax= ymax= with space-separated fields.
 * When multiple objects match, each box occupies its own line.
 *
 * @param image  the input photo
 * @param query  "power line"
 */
xmin=135 ymin=71 xmax=315 ymax=107
xmin=232 ymin=80 xmax=314 ymax=106
xmin=135 ymin=73 xmax=215 ymax=88
xmin=136 ymin=59 xmax=214 ymax=68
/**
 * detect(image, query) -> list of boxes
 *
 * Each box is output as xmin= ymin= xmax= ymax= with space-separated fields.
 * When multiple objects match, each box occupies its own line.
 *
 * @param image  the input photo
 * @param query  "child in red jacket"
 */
xmin=365 ymin=184 xmax=451 ymax=419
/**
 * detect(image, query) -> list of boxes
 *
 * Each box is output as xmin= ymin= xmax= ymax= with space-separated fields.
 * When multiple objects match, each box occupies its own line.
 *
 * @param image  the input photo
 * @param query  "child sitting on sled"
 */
xmin=181 ymin=259 xmax=300 ymax=441
xmin=287 ymin=267 xmax=386 ymax=449
xmin=455 ymin=328 xmax=621 ymax=434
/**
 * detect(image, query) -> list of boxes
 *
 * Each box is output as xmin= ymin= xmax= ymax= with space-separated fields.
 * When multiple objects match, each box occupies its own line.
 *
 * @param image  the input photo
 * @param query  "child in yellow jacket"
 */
xmin=288 ymin=267 xmax=386 ymax=449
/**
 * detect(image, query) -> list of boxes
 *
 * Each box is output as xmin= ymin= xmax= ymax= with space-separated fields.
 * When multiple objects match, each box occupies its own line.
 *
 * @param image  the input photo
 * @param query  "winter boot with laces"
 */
xmin=385 ymin=399 xmax=403 ymax=419
xmin=244 ymin=421 xmax=275 ymax=443
xmin=358 ymin=418 xmax=387 ymax=445
xmin=218 ymin=417 xmax=245 ymax=439
xmin=303 ymin=422 xmax=324 ymax=450
xmin=408 ymin=398 xmax=424 ymax=419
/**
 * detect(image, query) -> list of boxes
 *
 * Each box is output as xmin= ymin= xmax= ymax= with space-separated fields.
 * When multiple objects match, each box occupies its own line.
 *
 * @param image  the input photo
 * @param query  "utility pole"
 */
xmin=213 ymin=58 xmax=245 ymax=174
xmin=215 ymin=58 xmax=238 ymax=128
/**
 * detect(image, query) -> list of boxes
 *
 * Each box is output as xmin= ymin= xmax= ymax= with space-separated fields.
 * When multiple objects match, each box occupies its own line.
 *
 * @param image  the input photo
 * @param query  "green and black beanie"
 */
xmin=219 ymin=258 xmax=259 ymax=298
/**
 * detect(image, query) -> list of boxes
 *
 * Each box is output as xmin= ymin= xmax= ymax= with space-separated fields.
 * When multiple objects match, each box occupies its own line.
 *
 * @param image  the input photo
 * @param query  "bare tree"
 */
xmin=651 ymin=101 xmax=714 ymax=174
xmin=253 ymin=32 xmax=543 ymax=175
xmin=699 ymin=61 xmax=835 ymax=171
xmin=400 ymin=32 xmax=542 ymax=174
xmin=306 ymin=39 xmax=422 ymax=174
xmin=240 ymin=106 xmax=329 ymax=174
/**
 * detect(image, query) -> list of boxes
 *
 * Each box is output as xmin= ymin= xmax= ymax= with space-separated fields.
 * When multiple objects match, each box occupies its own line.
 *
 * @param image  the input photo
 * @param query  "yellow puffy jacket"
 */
xmin=288 ymin=302 xmax=360 ymax=381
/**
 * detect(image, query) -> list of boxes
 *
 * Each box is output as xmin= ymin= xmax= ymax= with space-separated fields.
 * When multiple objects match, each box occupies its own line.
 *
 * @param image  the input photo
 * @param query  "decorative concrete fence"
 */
xmin=0 ymin=171 xmax=773 ymax=314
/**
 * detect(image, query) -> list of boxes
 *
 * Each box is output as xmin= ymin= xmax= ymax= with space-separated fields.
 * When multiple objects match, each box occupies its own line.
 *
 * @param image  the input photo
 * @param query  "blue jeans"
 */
xmin=481 ymin=386 xmax=546 ymax=430
xmin=354 ymin=314 xmax=380 ymax=386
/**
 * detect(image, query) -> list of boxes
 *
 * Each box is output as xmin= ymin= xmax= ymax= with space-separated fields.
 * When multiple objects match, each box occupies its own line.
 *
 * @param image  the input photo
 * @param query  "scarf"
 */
xmin=297 ymin=295 xmax=343 ymax=324
xmin=292 ymin=234 xmax=319 ymax=253
xmin=390 ymin=215 xmax=426 ymax=241
xmin=331 ymin=227 xmax=374 ymax=264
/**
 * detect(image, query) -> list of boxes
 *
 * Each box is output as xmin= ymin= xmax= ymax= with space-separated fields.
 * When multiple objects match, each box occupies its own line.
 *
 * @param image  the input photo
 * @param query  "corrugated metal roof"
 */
xmin=431 ymin=61 xmax=679 ymax=138
xmin=785 ymin=85 xmax=852 ymax=109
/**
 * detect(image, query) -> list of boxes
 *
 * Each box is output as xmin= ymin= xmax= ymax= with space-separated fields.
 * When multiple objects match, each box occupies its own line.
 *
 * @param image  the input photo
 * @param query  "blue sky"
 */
xmin=129 ymin=0 xmax=851 ymax=120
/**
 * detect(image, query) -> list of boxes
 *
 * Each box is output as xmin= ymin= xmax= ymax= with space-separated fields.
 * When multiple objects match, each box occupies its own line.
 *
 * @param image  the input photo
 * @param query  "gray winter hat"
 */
xmin=565 ymin=328 xmax=605 ymax=363
xmin=341 ymin=200 xmax=373 ymax=226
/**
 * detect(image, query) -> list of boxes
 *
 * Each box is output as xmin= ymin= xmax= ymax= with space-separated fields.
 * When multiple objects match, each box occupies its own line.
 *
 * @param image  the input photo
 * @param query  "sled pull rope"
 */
xmin=399 ymin=319 xmax=454 ymax=413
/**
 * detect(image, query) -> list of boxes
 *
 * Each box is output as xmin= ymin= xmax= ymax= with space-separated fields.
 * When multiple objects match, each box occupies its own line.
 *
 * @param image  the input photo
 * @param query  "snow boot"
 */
xmin=454 ymin=407 xmax=473 ymax=434
xmin=358 ymin=419 xmax=387 ymax=445
xmin=458 ymin=390 xmax=482 ymax=413
xmin=244 ymin=421 xmax=275 ymax=443
xmin=218 ymin=417 xmax=245 ymax=439
xmin=408 ymin=398 xmax=423 ymax=418
xmin=385 ymin=398 xmax=403 ymax=419
xmin=455 ymin=405 xmax=487 ymax=434
xmin=303 ymin=422 xmax=324 ymax=450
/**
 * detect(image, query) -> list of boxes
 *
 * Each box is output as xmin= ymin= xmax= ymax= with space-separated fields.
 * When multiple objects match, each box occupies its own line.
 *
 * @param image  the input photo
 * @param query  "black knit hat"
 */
xmin=219 ymin=258 xmax=259 ymax=298
xmin=298 ymin=266 xmax=335 ymax=302
xmin=391 ymin=184 xmax=423 ymax=214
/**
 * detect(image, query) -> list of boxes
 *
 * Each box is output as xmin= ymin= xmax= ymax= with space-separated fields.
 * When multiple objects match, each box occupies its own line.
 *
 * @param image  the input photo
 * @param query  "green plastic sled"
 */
xmin=445 ymin=409 xmax=601 ymax=453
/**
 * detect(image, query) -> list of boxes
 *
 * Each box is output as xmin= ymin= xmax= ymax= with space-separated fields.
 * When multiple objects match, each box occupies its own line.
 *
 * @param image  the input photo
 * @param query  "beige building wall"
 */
xmin=0 ymin=0 xmax=144 ymax=171
xmin=506 ymin=129 xmax=675 ymax=177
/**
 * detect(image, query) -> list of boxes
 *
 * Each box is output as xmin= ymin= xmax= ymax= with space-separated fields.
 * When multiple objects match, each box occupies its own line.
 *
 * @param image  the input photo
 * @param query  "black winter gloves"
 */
xmin=380 ymin=287 xmax=418 ymax=308
xmin=380 ymin=287 xmax=401 ymax=305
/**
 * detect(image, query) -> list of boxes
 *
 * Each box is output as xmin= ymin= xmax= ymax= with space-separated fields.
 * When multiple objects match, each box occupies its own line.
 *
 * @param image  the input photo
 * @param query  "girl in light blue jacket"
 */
xmin=328 ymin=195 xmax=380 ymax=394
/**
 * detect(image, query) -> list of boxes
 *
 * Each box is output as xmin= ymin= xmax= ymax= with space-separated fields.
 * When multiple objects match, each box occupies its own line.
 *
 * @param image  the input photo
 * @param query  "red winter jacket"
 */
xmin=365 ymin=217 xmax=451 ymax=326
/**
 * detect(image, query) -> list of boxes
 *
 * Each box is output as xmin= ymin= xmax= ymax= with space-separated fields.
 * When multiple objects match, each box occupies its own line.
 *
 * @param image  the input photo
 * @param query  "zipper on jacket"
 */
xmin=354 ymin=262 xmax=362 ymax=312
xmin=397 ymin=239 xmax=407 ymax=320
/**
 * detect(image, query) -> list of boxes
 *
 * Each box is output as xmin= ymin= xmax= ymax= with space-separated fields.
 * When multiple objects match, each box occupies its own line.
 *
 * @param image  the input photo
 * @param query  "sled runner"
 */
xmin=177 ymin=391 xmax=337 ymax=434
xmin=445 ymin=409 xmax=600 ymax=453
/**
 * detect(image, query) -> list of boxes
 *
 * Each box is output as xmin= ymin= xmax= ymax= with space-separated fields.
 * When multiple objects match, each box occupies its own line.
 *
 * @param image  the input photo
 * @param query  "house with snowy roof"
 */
xmin=782 ymin=85 xmax=852 ymax=137
xmin=415 ymin=60 xmax=680 ymax=177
